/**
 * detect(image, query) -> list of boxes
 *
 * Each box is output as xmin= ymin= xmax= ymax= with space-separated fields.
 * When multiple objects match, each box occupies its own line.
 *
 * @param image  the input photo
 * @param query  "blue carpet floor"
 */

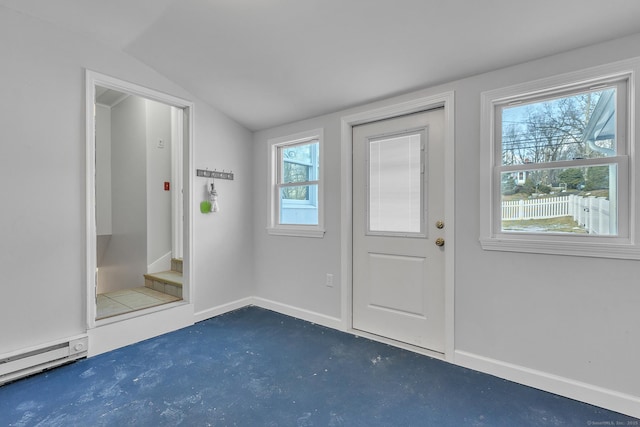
xmin=0 ymin=306 xmax=637 ymax=426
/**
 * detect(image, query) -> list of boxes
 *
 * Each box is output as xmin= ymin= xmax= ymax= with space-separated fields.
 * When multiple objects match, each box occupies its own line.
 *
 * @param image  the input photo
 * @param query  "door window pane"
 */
xmin=369 ymin=133 xmax=422 ymax=233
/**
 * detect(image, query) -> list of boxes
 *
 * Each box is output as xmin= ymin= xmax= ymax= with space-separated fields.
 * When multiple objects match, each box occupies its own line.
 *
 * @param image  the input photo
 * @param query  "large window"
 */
xmin=480 ymin=61 xmax=640 ymax=259
xmin=268 ymin=129 xmax=324 ymax=237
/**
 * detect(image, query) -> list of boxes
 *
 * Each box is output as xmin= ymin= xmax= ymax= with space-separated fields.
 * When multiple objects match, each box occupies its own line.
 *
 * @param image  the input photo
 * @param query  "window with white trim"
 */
xmin=480 ymin=61 xmax=640 ymax=259
xmin=268 ymin=129 xmax=324 ymax=237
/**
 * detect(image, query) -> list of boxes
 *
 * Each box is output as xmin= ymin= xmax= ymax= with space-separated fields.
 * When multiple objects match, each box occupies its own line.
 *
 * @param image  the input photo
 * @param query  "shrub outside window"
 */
xmin=480 ymin=61 xmax=640 ymax=259
xmin=268 ymin=129 xmax=324 ymax=237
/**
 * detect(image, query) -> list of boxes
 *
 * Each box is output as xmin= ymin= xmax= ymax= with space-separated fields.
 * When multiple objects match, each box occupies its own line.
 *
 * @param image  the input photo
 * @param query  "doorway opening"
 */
xmin=86 ymin=71 xmax=192 ymax=326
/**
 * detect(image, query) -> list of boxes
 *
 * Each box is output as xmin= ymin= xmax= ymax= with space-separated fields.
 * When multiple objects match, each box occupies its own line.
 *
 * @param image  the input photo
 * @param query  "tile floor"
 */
xmin=96 ymin=287 xmax=181 ymax=320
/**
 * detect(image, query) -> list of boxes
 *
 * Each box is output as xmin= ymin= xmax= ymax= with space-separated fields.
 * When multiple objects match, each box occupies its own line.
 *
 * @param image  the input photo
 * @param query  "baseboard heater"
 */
xmin=0 ymin=335 xmax=88 ymax=385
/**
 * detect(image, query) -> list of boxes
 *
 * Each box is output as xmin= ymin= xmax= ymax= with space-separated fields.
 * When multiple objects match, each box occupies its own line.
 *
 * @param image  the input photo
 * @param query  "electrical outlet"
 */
xmin=326 ymin=273 xmax=334 ymax=287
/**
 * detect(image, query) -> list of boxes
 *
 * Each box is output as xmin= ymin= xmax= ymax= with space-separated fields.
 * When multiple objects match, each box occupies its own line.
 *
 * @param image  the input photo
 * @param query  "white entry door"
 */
xmin=352 ymin=108 xmax=445 ymax=353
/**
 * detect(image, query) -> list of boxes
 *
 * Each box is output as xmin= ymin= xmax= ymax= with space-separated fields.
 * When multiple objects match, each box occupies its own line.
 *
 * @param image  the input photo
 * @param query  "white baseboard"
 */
xmin=454 ymin=350 xmax=640 ymax=419
xmin=192 ymin=297 xmax=344 ymax=331
xmin=193 ymin=297 xmax=253 ymax=323
xmin=251 ymin=297 xmax=343 ymax=331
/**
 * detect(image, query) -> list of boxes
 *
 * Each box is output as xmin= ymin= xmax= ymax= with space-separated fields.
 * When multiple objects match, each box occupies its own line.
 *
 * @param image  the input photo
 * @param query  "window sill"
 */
xmin=480 ymin=236 xmax=640 ymax=260
xmin=267 ymin=227 xmax=325 ymax=238
xmin=282 ymin=203 xmax=317 ymax=209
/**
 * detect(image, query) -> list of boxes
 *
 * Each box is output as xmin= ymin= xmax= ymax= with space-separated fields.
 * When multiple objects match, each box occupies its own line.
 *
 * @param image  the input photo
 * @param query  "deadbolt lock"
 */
xmin=436 ymin=220 xmax=444 ymax=229
xmin=435 ymin=237 xmax=445 ymax=247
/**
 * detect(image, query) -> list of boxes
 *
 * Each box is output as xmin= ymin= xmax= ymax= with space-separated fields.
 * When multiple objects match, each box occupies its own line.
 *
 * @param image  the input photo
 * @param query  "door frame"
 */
xmin=171 ymin=108 xmax=184 ymax=260
xmin=340 ymin=92 xmax=455 ymax=361
xmin=85 ymin=70 xmax=194 ymax=332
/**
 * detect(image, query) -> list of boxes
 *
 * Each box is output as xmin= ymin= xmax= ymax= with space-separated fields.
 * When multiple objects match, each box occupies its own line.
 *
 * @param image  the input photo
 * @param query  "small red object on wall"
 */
xmin=164 ymin=182 xmax=170 ymax=191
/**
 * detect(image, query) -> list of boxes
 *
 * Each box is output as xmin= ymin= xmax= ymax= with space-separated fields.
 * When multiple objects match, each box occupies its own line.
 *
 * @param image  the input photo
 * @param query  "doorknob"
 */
xmin=435 ymin=237 xmax=445 ymax=247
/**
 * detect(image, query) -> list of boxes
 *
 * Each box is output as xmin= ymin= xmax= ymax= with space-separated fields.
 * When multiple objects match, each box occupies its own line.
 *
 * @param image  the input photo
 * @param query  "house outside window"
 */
xmin=480 ymin=60 xmax=640 ymax=259
xmin=268 ymin=129 xmax=325 ymax=238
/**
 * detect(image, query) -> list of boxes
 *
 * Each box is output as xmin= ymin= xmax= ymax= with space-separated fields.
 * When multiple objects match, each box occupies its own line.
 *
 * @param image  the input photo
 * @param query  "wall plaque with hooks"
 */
xmin=196 ymin=169 xmax=234 ymax=180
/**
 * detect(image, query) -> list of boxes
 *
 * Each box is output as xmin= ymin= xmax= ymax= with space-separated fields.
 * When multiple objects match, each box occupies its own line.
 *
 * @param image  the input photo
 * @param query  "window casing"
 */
xmin=268 ymin=129 xmax=325 ymax=237
xmin=480 ymin=60 xmax=640 ymax=259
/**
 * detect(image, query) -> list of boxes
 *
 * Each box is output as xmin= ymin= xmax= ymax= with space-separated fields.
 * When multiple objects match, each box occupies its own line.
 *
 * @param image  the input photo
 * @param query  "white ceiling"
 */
xmin=3 ymin=0 xmax=640 ymax=130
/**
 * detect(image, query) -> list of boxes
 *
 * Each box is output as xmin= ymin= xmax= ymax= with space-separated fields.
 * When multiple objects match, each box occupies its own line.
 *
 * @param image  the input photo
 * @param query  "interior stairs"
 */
xmin=144 ymin=258 xmax=183 ymax=299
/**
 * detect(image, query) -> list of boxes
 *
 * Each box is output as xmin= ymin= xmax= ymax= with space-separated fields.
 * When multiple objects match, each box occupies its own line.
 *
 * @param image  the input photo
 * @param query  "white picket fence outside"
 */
xmin=502 ymin=194 xmax=611 ymax=235
xmin=568 ymin=195 xmax=612 ymax=235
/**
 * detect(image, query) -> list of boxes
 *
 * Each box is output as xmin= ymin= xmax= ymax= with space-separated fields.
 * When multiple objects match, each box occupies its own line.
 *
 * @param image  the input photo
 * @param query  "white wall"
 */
xmin=95 ymin=104 xmax=112 ymax=270
xmin=192 ymin=100 xmax=257 ymax=320
xmin=98 ymin=95 xmax=148 ymax=293
xmin=0 ymin=6 xmax=254 ymax=354
xmin=253 ymin=33 xmax=640 ymax=416
xmin=95 ymin=104 xmax=112 ymax=236
xmin=253 ymin=116 xmax=344 ymax=320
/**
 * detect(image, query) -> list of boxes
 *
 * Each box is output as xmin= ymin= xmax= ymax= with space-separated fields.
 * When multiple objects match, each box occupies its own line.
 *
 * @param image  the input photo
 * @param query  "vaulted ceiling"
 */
xmin=3 ymin=0 xmax=640 ymax=130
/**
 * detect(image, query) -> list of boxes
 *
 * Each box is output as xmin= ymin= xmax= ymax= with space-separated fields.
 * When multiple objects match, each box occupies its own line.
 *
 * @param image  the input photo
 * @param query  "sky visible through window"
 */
xmin=501 ymin=89 xmax=614 ymax=167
